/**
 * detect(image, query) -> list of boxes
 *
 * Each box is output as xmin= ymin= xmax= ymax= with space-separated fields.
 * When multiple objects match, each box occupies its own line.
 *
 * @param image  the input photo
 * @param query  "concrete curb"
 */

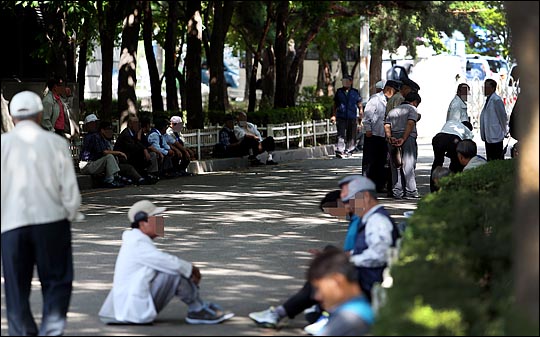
xmin=77 ymin=145 xmax=336 ymax=189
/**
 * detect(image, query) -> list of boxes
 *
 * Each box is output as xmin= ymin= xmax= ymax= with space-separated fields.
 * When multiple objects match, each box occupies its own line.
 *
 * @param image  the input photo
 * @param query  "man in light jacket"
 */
xmin=99 ymin=200 xmax=234 ymax=325
xmin=479 ymin=79 xmax=508 ymax=161
xmin=2 ymin=91 xmax=81 ymax=336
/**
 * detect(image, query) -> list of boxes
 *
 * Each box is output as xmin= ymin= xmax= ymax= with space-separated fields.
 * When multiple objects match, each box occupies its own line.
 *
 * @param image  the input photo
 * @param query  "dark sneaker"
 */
xmin=266 ymin=160 xmax=278 ymax=165
xmin=250 ymin=159 xmax=265 ymax=167
xmin=335 ymin=151 xmax=343 ymax=159
xmin=186 ymin=305 xmax=234 ymax=324
xmin=103 ymin=180 xmax=125 ymax=188
xmin=404 ymin=194 xmax=421 ymax=200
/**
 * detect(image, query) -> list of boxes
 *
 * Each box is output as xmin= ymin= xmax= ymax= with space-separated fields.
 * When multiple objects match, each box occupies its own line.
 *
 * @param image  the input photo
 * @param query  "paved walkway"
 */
xmin=0 ymin=137 xmax=468 ymax=336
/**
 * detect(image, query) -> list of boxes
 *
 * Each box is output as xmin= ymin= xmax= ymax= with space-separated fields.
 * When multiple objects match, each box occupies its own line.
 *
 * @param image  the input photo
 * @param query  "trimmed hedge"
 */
xmin=372 ymin=159 xmax=537 ymax=335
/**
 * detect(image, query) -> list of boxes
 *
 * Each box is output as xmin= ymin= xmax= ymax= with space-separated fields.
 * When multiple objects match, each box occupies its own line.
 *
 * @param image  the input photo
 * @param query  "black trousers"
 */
xmin=1 ymin=219 xmax=73 ymax=336
xmin=217 ymin=137 xmax=276 ymax=159
xmin=431 ymin=132 xmax=464 ymax=192
xmin=362 ymin=135 xmax=388 ymax=191
xmin=485 ymin=141 xmax=504 ymax=161
xmin=282 ymin=281 xmax=318 ymax=319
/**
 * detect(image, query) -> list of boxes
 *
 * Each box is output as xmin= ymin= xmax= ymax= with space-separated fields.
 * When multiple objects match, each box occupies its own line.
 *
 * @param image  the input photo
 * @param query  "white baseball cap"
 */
xmin=375 ymin=80 xmax=385 ymax=89
xmin=128 ymin=200 xmax=167 ymax=223
xmin=84 ymin=114 xmax=99 ymax=124
xmin=170 ymin=116 xmax=183 ymax=124
xmin=9 ymin=91 xmax=43 ymax=117
xmin=340 ymin=176 xmax=376 ymax=202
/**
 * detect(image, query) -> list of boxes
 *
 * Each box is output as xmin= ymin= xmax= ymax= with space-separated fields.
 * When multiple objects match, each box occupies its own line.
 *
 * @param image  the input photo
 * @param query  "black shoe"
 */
xmin=266 ymin=160 xmax=278 ymax=165
xmin=335 ymin=151 xmax=343 ymax=159
xmin=103 ymin=180 xmax=125 ymax=188
xmin=250 ymin=159 xmax=264 ymax=166
xmin=404 ymin=194 xmax=421 ymax=200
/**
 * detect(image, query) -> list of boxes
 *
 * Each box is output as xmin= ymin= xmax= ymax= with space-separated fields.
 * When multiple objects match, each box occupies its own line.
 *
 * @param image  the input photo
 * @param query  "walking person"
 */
xmin=2 ymin=91 xmax=82 ymax=336
xmin=479 ymin=79 xmax=508 ymax=161
xmin=332 ymin=75 xmax=363 ymax=158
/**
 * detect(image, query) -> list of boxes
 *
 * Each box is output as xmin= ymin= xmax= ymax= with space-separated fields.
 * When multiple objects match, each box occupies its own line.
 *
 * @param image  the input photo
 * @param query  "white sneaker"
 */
xmin=303 ymin=311 xmax=329 ymax=335
xmin=248 ymin=306 xmax=280 ymax=328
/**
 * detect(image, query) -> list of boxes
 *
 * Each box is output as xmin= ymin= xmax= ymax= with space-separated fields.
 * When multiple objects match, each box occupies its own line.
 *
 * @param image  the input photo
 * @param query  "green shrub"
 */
xmin=373 ymin=160 xmax=527 ymax=335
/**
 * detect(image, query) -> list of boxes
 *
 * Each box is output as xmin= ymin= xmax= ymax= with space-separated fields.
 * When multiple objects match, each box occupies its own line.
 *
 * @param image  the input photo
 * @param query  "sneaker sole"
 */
xmin=248 ymin=315 xmax=277 ymax=328
xmin=185 ymin=312 xmax=234 ymax=324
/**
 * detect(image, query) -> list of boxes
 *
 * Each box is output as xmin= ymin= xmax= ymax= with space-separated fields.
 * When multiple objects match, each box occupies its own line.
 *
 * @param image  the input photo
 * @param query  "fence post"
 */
xmin=326 ymin=119 xmax=330 ymax=144
xmin=286 ymin=122 xmax=290 ymax=150
xmin=301 ymin=121 xmax=305 ymax=148
xmin=313 ymin=120 xmax=317 ymax=146
xmin=196 ymin=129 xmax=201 ymax=160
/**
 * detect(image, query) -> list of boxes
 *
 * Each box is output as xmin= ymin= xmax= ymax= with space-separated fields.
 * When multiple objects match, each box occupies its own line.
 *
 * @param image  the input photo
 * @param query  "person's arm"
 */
xmin=148 ymin=132 xmax=168 ymax=155
xmin=349 ymin=214 xmax=393 ymax=267
xmin=234 ymin=126 xmax=246 ymax=141
xmin=495 ymin=99 xmax=509 ymax=135
xmin=41 ymin=97 xmax=54 ymax=131
xmin=362 ymin=98 xmax=378 ymax=137
xmin=103 ymin=149 xmax=128 ymax=160
xmin=137 ymin=241 xmax=193 ymax=278
xmin=395 ymin=120 xmax=416 ymax=147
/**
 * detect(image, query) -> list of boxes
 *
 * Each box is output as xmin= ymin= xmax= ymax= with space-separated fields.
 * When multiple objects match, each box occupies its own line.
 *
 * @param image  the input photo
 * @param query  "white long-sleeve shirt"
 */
xmin=1 ymin=120 xmax=81 ymax=233
xmin=99 ymin=229 xmax=193 ymax=323
xmin=362 ymin=92 xmax=387 ymax=137
xmin=234 ymin=122 xmax=262 ymax=142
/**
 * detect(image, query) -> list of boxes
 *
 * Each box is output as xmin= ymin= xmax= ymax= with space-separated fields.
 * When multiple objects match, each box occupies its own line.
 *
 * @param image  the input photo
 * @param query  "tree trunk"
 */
xmin=244 ymin=49 xmax=252 ymax=103
xmin=186 ymin=0 xmax=203 ymax=129
xmin=77 ymin=33 xmax=88 ymax=106
xmin=285 ymin=12 xmax=329 ymax=107
xmin=260 ymin=46 xmax=275 ymax=110
xmin=208 ymin=1 xmax=235 ymax=113
xmin=338 ymin=39 xmax=349 ymax=78
xmin=164 ymin=1 xmax=179 ymax=113
xmin=118 ymin=0 xmax=141 ymax=126
xmin=506 ymin=0 xmax=539 ymax=326
xmin=273 ymin=1 xmax=289 ymax=108
xmin=248 ymin=2 xmax=272 ymax=113
xmin=142 ymin=0 xmax=164 ymax=113
xmin=42 ymin=4 xmax=68 ymax=79
xmin=369 ymin=45 xmax=383 ymax=96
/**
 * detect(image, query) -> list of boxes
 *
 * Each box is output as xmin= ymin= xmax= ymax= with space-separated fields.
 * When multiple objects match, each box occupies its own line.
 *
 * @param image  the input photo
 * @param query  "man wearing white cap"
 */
xmin=375 ymin=80 xmax=385 ymax=93
xmin=166 ymin=116 xmax=196 ymax=175
xmin=339 ymin=175 xmax=399 ymax=300
xmin=99 ymin=200 xmax=234 ymax=325
xmin=2 ymin=91 xmax=81 ymax=336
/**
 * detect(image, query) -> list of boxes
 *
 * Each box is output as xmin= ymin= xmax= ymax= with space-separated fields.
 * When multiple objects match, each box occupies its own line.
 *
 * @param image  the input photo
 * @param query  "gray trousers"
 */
xmin=150 ymin=272 xmax=204 ymax=314
xmin=389 ymin=134 xmax=418 ymax=197
xmin=80 ymin=154 xmax=120 ymax=181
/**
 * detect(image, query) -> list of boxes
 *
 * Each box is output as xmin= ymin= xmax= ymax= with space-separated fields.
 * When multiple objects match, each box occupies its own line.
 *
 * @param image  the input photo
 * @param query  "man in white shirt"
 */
xmin=235 ymin=112 xmax=277 ymax=166
xmin=480 ymin=79 xmax=508 ymax=161
xmin=99 ymin=200 xmax=234 ymax=325
xmin=446 ymin=83 xmax=470 ymax=122
xmin=1 ymin=91 xmax=81 ymax=336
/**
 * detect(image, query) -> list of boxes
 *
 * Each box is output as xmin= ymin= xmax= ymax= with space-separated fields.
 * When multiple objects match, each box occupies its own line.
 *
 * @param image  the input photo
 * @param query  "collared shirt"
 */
xmin=98 ymin=228 xmax=193 ymax=323
xmin=480 ymin=92 xmax=508 ymax=143
xmin=384 ymin=102 xmax=419 ymax=138
xmin=1 ymin=120 xmax=81 ymax=233
xmin=334 ymin=87 xmax=362 ymax=119
xmin=166 ymin=127 xmax=185 ymax=146
xmin=362 ymin=92 xmax=387 ymax=137
xmin=446 ymin=95 xmax=468 ymax=122
xmin=147 ymin=128 xmax=170 ymax=155
xmin=349 ymin=205 xmax=394 ymax=268
xmin=464 ymin=155 xmax=487 ymax=170
xmin=80 ymin=132 xmax=111 ymax=161
xmin=219 ymin=126 xmax=237 ymax=146
xmin=234 ymin=122 xmax=262 ymax=142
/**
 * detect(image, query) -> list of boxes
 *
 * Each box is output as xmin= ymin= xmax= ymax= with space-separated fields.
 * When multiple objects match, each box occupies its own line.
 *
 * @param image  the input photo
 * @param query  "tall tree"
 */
xmin=97 ymin=0 xmax=126 ymax=122
xmin=164 ymin=1 xmax=180 ymax=113
xmin=142 ymin=0 xmax=164 ymax=113
xmin=273 ymin=0 xmax=289 ymax=109
xmin=506 ymin=1 xmax=539 ymax=330
xmin=207 ymin=0 xmax=235 ymax=113
xmin=118 ymin=0 xmax=141 ymax=126
xmin=186 ymin=0 xmax=203 ymax=128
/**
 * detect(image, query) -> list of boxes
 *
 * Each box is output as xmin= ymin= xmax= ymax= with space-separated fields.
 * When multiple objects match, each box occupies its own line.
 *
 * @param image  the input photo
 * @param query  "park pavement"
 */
xmin=1 ymin=136 xmax=482 ymax=336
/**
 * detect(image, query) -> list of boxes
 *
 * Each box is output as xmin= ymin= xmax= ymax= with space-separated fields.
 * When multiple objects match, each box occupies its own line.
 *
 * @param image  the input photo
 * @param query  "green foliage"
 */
xmin=373 ymin=160 xmax=528 ymax=335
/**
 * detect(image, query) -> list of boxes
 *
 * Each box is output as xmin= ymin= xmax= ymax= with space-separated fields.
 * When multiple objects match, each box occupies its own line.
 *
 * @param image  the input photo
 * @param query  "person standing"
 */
xmin=332 ymin=75 xmax=363 ymax=158
xmin=480 ymin=79 xmax=508 ymax=161
xmin=362 ymin=80 xmax=400 ymax=192
xmin=41 ymin=76 xmax=72 ymax=138
xmin=2 ymin=91 xmax=81 ymax=336
xmin=446 ymin=83 xmax=470 ymax=122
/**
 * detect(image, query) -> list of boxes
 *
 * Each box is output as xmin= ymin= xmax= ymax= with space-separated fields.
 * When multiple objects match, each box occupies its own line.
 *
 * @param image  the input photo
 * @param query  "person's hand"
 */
xmin=167 ymin=149 xmax=174 ymax=156
xmin=190 ymin=265 xmax=202 ymax=285
xmin=65 ymin=87 xmax=72 ymax=97
xmin=395 ymin=138 xmax=404 ymax=147
xmin=308 ymin=248 xmax=321 ymax=256
xmin=144 ymin=151 xmax=151 ymax=161
xmin=417 ymin=113 xmax=422 ymax=122
xmin=118 ymin=151 xmax=128 ymax=160
xmin=330 ymin=115 xmax=336 ymax=124
xmin=365 ymin=131 xmax=373 ymax=138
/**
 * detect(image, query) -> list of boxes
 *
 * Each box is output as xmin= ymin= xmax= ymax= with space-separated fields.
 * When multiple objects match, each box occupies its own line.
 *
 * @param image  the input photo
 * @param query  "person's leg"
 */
xmin=282 ymin=281 xmax=318 ymax=319
xmin=388 ymin=142 xmax=402 ymax=198
xmin=150 ymin=272 xmax=204 ymax=314
xmin=447 ymin=135 xmax=465 ymax=173
xmin=402 ymin=137 xmax=419 ymax=197
xmin=361 ymin=135 xmax=373 ymax=177
xmin=119 ymin=163 xmax=143 ymax=182
xmin=485 ymin=141 xmax=504 ymax=161
xmin=102 ymin=154 xmax=121 ymax=182
xmin=1 ymin=227 xmax=39 ymax=336
xmin=33 ymin=220 xmax=73 ymax=336
xmin=372 ymin=136 xmax=388 ymax=191
xmin=430 ymin=133 xmax=446 ymax=192
xmin=345 ymin=119 xmax=357 ymax=153
xmin=335 ymin=119 xmax=346 ymax=155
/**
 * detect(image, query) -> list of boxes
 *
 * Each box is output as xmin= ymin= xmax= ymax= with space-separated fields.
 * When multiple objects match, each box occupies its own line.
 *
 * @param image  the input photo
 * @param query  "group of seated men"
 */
xmin=79 ymin=114 xmax=196 ymax=188
xmin=214 ymin=112 xmax=277 ymax=166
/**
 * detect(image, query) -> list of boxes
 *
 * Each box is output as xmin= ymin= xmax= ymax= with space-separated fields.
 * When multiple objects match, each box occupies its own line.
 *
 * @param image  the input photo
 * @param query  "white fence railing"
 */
xmin=181 ymin=119 xmax=338 ymax=159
